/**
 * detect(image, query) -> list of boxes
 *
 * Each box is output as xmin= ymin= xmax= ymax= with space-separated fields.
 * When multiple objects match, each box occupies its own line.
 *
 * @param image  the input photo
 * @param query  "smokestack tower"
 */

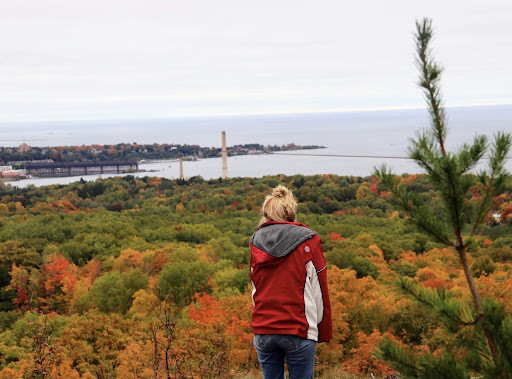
xmin=179 ymin=155 xmax=184 ymax=180
xmin=221 ymin=131 xmax=228 ymax=179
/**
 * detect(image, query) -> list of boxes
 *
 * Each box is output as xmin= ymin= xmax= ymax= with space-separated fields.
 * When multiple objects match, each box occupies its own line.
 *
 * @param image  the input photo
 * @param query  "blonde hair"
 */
xmin=259 ymin=185 xmax=297 ymax=225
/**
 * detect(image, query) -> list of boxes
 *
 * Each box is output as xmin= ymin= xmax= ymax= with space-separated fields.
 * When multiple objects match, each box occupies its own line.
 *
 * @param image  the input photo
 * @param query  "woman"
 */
xmin=250 ymin=185 xmax=332 ymax=379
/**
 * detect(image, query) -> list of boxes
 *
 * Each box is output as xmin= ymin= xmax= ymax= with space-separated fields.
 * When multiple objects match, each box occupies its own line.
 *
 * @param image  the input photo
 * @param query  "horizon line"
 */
xmin=1 ymin=102 xmax=511 ymax=123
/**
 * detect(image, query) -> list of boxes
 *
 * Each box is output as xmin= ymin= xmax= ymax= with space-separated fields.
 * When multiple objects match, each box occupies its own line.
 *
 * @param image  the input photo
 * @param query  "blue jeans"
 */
xmin=253 ymin=334 xmax=316 ymax=379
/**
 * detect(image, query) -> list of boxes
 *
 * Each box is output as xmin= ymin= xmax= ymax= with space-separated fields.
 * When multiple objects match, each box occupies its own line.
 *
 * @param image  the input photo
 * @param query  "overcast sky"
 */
xmin=1 ymin=0 xmax=511 ymax=121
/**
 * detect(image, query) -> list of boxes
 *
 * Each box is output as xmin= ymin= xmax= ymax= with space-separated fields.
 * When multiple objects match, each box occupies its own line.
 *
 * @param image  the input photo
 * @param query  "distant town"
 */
xmin=0 ymin=142 xmax=324 ymax=180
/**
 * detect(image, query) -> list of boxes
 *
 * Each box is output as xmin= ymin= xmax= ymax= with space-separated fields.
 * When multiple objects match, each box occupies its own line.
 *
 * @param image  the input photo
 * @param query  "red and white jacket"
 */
xmin=250 ymin=221 xmax=333 ymax=342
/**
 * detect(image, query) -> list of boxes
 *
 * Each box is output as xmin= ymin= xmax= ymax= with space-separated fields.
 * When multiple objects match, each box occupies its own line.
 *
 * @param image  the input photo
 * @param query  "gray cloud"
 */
xmin=1 ymin=0 xmax=511 ymax=121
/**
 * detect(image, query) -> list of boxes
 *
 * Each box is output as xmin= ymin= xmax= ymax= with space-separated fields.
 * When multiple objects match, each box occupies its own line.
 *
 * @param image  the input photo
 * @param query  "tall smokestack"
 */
xmin=221 ymin=131 xmax=228 ymax=179
xmin=179 ymin=155 xmax=184 ymax=180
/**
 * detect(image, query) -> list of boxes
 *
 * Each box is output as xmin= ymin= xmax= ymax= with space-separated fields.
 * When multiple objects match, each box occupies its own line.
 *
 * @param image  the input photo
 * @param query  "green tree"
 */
xmin=212 ymin=267 xmax=249 ymax=298
xmin=89 ymin=269 xmax=148 ymax=314
xmin=375 ymin=19 xmax=512 ymax=376
xmin=157 ymin=260 xmax=212 ymax=307
xmin=0 ymin=241 xmax=41 ymax=288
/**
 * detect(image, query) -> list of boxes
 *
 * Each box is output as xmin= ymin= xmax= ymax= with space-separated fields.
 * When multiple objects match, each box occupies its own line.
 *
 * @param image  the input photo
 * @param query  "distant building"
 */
xmin=0 ymin=171 xmax=20 ymax=178
xmin=18 ymin=143 xmax=31 ymax=153
xmin=0 ymin=166 xmax=20 ymax=178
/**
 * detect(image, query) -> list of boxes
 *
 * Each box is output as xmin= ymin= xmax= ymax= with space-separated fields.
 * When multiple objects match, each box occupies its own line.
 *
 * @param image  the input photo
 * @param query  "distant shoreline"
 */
xmin=4 ymin=143 xmax=326 ymax=169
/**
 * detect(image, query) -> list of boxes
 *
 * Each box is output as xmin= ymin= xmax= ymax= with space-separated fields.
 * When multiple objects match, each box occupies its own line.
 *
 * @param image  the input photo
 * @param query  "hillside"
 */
xmin=0 ymin=174 xmax=511 ymax=378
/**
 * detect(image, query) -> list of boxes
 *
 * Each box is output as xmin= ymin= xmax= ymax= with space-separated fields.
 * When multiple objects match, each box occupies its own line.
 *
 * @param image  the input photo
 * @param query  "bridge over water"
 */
xmin=25 ymin=161 xmax=139 ymax=177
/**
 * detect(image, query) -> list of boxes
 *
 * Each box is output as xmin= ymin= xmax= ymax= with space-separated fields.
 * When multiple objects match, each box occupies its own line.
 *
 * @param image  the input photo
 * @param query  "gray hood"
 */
xmin=250 ymin=223 xmax=317 ymax=257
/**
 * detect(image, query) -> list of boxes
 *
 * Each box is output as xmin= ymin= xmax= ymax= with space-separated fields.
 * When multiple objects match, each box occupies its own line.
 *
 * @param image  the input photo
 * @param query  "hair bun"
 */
xmin=272 ymin=185 xmax=289 ymax=198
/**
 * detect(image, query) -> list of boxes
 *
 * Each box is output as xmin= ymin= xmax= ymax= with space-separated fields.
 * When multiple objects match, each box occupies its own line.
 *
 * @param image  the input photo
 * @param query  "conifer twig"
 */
xmin=376 ymin=18 xmax=512 ymax=374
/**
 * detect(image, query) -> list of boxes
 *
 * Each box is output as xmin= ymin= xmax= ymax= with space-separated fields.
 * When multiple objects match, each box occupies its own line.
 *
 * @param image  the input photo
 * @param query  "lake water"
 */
xmin=4 ymin=105 xmax=512 ymax=188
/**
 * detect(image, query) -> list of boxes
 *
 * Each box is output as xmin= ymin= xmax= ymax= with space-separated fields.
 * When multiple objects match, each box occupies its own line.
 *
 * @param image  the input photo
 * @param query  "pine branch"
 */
xmin=471 ymin=132 xmax=512 ymax=235
xmin=376 ymin=337 xmax=422 ymax=376
xmin=414 ymin=19 xmax=468 ymax=244
xmin=374 ymin=166 xmax=454 ymax=246
xmin=457 ymin=136 xmax=487 ymax=175
xmin=378 ymin=335 xmax=470 ymax=379
xmin=407 ymin=198 xmax=455 ymax=247
xmin=418 ymin=352 xmax=470 ymax=379
xmin=398 ymin=277 xmax=478 ymax=328
xmin=377 ymin=18 xmax=510 ymax=373
xmin=415 ymin=19 xmax=447 ymax=156
xmin=408 ymin=132 xmax=443 ymax=183
xmin=497 ymin=318 xmax=512 ymax=370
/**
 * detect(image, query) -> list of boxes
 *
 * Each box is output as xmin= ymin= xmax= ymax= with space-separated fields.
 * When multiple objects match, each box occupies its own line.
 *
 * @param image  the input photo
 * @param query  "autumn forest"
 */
xmin=0 ymin=172 xmax=510 ymax=378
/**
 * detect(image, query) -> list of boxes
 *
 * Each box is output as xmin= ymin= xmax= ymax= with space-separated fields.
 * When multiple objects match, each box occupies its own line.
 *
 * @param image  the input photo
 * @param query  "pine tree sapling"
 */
xmin=375 ymin=18 xmax=512 ymax=376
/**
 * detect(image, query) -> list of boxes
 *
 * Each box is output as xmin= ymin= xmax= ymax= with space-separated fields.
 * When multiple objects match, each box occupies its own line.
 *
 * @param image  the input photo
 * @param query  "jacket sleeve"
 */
xmin=310 ymin=234 xmax=333 ymax=342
